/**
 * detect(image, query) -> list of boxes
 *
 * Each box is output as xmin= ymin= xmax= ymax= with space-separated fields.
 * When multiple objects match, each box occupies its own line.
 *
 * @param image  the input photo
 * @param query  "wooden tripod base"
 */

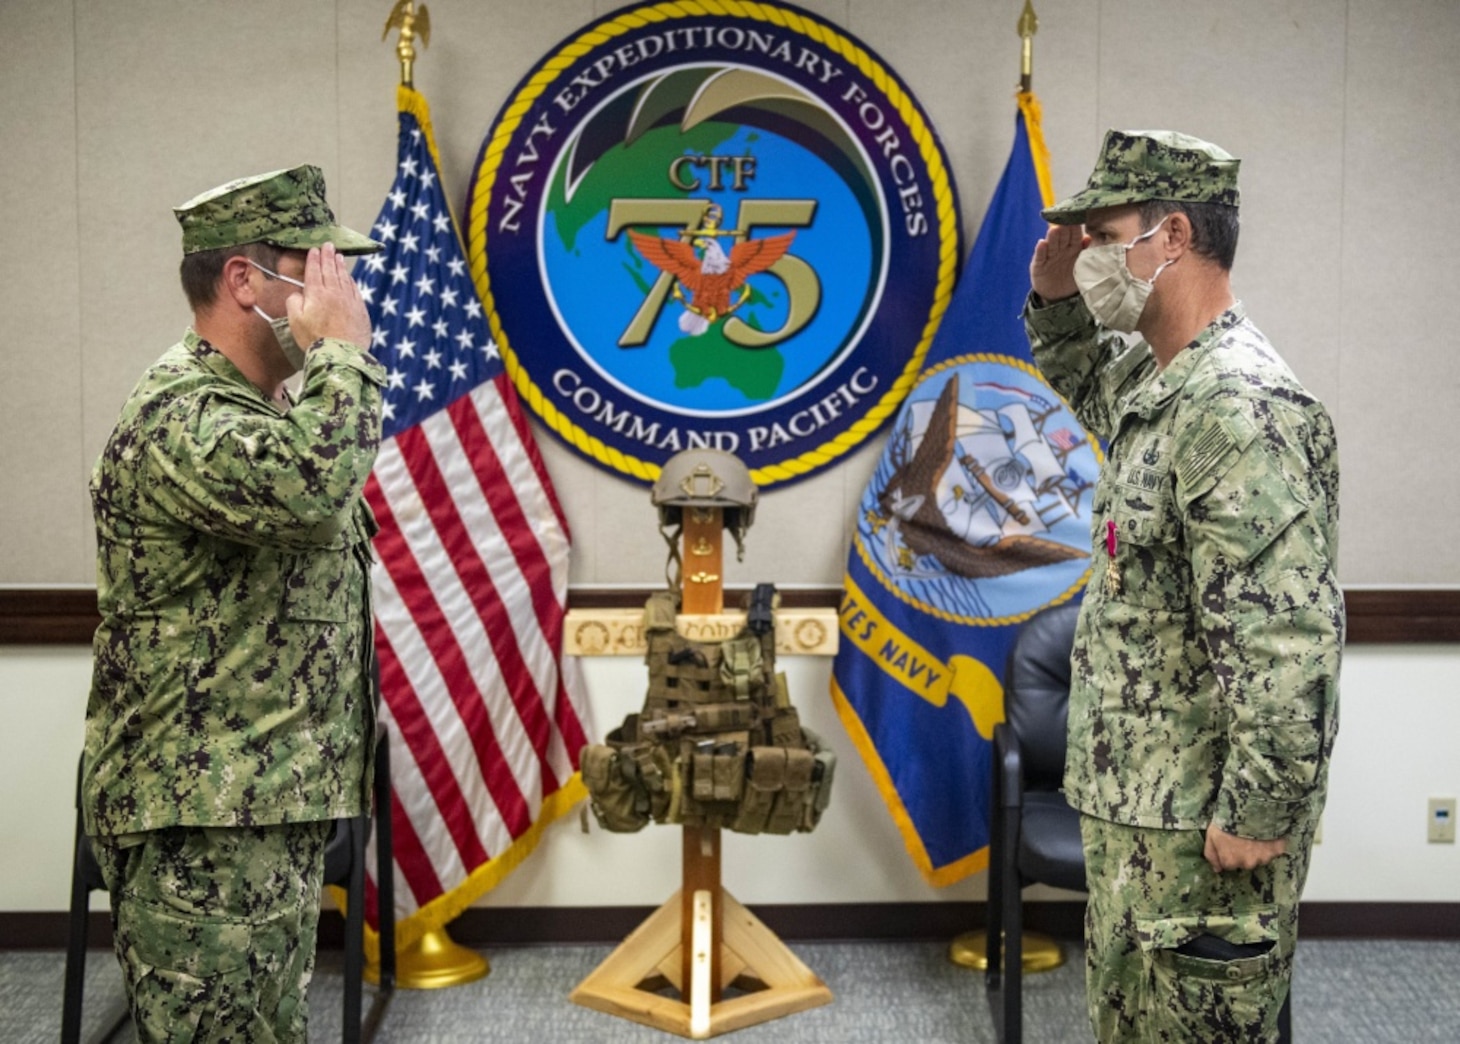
xmin=569 ymin=887 xmax=832 ymax=1039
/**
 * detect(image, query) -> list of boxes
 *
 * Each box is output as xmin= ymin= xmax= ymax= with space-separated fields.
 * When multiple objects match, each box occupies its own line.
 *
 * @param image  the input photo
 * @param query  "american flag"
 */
xmin=353 ymin=86 xmax=590 ymax=947
xmin=1047 ymin=427 xmax=1081 ymax=453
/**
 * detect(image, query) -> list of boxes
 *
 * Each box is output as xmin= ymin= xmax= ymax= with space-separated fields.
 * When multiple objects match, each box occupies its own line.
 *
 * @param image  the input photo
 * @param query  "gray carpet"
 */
xmin=7 ymin=938 xmax=1459 ymax=1042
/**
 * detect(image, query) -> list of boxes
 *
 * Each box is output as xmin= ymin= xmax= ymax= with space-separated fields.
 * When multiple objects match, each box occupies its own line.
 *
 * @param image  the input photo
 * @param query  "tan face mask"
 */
xmin=248 ymin=260 xmax=308 ymax=371
xmin=1072 ymin=216 xmax=1172 ymax=333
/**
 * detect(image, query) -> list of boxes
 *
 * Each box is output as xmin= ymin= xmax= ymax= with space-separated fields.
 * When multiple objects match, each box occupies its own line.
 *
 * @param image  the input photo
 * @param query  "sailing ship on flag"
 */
xmin=873 ymin=370 xmax=1092 ymax=583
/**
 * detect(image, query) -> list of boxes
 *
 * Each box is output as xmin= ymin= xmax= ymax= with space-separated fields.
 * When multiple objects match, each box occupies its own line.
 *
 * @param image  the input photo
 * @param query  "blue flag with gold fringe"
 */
xmin=830 ymin=94 xmax=1099 ymax=885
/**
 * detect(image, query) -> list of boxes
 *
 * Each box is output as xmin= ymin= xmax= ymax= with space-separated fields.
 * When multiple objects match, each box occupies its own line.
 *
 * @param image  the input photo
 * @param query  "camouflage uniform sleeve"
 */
xmin=1176 ymin=395 xmax=1343 ymax=840
xmin=143 ymin=338 xmax=384 ymax=548
xmin=1023 ymin=293 xmax=1153 ymax=440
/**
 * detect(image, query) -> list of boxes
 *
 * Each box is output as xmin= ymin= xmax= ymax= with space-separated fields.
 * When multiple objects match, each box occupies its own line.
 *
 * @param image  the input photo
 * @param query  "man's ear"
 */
xmin=219 ymin=255 xmax=259 ymax=309
xmin=1163 ymin=210 xmax=1194 ymax=258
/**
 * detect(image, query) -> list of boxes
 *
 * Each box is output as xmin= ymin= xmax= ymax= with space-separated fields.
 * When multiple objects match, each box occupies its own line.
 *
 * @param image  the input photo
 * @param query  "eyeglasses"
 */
xmin=247 ymin=258 xmax=305 ymax=289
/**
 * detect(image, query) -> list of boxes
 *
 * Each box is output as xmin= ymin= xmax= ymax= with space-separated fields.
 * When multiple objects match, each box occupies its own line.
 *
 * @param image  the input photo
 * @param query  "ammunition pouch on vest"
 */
xmin=582 ymin=584 xmax=836 ymax=835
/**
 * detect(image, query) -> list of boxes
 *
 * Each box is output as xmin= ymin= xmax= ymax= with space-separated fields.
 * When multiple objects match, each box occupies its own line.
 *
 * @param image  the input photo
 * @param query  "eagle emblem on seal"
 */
xmin=628 ymin=209 xmax=796 ymax=336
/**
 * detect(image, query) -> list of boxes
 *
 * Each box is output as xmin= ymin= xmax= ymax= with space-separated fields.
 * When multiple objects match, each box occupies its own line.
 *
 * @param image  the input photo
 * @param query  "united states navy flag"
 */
xmin=351 ymin=85 xmax=590 ymax=949
xmin=830 ymin=94 xmax=1099 ymax=885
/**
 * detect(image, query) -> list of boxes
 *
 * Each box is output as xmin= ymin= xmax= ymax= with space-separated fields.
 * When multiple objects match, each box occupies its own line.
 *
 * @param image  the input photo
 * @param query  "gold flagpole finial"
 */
xmin=383 ymin=0 xmax=431 ymax=88
xmin=1017 ymin=0 xmax=1039 ymax=93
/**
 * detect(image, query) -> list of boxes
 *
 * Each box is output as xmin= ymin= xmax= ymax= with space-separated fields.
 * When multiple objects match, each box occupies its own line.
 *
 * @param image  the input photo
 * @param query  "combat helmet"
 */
xmin=651 ymin=449 xmax=757 ymax=587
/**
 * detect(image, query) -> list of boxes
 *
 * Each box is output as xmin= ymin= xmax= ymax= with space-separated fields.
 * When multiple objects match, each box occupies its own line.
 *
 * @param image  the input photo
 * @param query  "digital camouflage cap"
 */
xmin=173 ymin=165 xmax=380 ymax=255
xmin=1042 ymin=130 xmax=1240 ymax=226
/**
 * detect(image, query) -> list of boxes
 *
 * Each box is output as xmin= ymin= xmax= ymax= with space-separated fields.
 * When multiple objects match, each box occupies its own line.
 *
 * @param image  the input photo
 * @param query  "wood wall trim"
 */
xmin=0 ymin=589 xmax=101 ymax=645
xmin=1340 ymin=588 xmax=1460 ymax=643
xmin=9 ymin=901 xmax=1456 ymax=951
xmin=3 ymin=586 xmax=1458 ymax=645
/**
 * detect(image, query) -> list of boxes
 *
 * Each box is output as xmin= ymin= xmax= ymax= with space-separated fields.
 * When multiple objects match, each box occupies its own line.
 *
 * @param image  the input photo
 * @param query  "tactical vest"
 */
xmin=582 ymin=584 xmax=835 ymax=835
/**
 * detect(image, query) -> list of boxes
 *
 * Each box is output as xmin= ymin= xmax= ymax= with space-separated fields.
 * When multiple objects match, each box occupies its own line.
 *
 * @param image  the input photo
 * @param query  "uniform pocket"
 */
xmin=1139 ymin=907 xmax=1285 ymax=1039
xmin=1110 ymin=481 xmax=1190 ymax=611
xmin=128 ymin=898 xmax=254 ymax=978
xmin=281 ymin=550 xmax=349 ymax=622
xmin=1113 ymin=484 xmax=1179 ymax=546
xmin=122 ymin=896 xmax=294 ymax=1042
xmin=1254 ymin=717 xmax=1323 ymax=759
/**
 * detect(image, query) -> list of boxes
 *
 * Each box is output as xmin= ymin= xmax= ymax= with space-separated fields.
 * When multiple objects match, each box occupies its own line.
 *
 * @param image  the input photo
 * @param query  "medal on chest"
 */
xmin=1105 ymin=519 xmax=1120 ymax=597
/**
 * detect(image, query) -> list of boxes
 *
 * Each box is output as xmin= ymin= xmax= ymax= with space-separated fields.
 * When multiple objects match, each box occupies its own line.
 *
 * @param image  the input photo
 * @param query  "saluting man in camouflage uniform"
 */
xmin=1024 ymin=131 xmax=1342 ymax=1042
xmin=84 ymin=166 xmax=383 ymax=1042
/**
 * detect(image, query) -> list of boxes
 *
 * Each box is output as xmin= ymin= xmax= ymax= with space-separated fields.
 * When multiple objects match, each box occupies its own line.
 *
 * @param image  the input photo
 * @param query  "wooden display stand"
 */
xmin=569 ymin=508 xmax=832 ymax=1039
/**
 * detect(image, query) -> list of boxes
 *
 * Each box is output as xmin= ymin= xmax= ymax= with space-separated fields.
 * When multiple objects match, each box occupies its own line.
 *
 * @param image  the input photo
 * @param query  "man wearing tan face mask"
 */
xmin=84 ymin=166 xmax=383 ymax=1041
xmin=1023 ymin=131 xmax=1343 ymax=1043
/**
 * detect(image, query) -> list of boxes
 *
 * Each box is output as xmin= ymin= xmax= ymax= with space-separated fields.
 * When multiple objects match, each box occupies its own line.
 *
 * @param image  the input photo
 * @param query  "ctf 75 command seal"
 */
xmin=467 ymin=1 xmax=962 ymax=488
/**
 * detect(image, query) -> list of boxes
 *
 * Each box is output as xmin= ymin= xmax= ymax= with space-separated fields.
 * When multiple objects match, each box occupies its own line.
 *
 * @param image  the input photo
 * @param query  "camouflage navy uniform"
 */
xmin=84 ymin=166 xmax=382 ymax=1042
xmin=1026 ymin=132 xmax=1343 ymax=1042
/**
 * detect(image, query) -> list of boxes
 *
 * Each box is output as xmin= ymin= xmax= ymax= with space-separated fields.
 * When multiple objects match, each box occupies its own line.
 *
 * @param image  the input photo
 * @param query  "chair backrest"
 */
xmin=1002 ymin=600 xmax=1081 ymax=792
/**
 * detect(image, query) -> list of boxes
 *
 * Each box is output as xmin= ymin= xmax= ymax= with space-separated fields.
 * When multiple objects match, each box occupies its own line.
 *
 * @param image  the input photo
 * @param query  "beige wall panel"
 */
xmin=73 ymin=1 xmax=346 ymax=581
xmin=0 ymin=1 xmax=88 ymax=582
xmin=7 ymin=0 xmax=1458 ymax=587
xmin=1090 ymin=0 xmax=1347 ymax=401
xmin=743 ymin=458 xmax=851 ymax=585
xmin=762 ymin=0 xmax=854 ymax=32
xmin=333 ymin=5 xmax=411 ymax=242
xmin=1338 ymin=0 xmax=1460 ymax=584
xmin=337 ymin=0 xmax=597 ymax=233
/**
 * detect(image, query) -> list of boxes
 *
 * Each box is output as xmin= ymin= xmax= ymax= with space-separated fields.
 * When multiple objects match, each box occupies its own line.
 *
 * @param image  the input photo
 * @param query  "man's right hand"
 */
xmin=1204 ymin=824 xmax=1287 ymax=873
xmin=286 ymin=243 xmax=374 ymax=351
xmin=1029 ymin=223 xmax=1088 ymax=304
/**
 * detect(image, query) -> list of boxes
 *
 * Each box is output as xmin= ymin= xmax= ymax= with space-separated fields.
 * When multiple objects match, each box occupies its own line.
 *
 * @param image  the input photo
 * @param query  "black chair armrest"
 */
xmin=992 ymin=721 xmax=1026 ymax=810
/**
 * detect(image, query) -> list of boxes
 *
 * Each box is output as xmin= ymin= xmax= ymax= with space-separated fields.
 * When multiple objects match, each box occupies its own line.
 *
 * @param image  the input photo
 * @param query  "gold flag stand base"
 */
xmin=948 ymin=930 xmax=1065 ymax=973
xmin=367 ymin=926 xmax=490 ymax=989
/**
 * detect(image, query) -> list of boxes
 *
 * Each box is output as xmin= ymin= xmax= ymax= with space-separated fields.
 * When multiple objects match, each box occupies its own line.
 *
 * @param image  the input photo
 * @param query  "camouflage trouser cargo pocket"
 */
xmin=281 ymin=549 xmax=349 ymax=622
xmin=1138 ymin=908 xmax=1285 ymax=1042
xmin=123 ymin=898 xmax=260 ymax=1042
xmin=1081 ymin=815 xmax=1310 ymax=1044
xmin=95 ymin=821 xmax=329 ymax=1044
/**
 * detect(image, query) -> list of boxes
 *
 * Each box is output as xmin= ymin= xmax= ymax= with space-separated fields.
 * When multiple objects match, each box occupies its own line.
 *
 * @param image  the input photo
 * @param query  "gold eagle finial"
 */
xmin=383 ymin=0 xmax=431 ymax=87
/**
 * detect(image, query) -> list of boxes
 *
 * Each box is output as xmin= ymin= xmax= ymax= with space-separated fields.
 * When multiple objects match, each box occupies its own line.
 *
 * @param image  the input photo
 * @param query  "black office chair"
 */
xmin=984 ymin=600 xmax=1086 ymax=1044
xmin=62 ymin=727 xmax=397 ymax=1044
xmin=983 ymin=601 xmax=1291 ymax=1043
